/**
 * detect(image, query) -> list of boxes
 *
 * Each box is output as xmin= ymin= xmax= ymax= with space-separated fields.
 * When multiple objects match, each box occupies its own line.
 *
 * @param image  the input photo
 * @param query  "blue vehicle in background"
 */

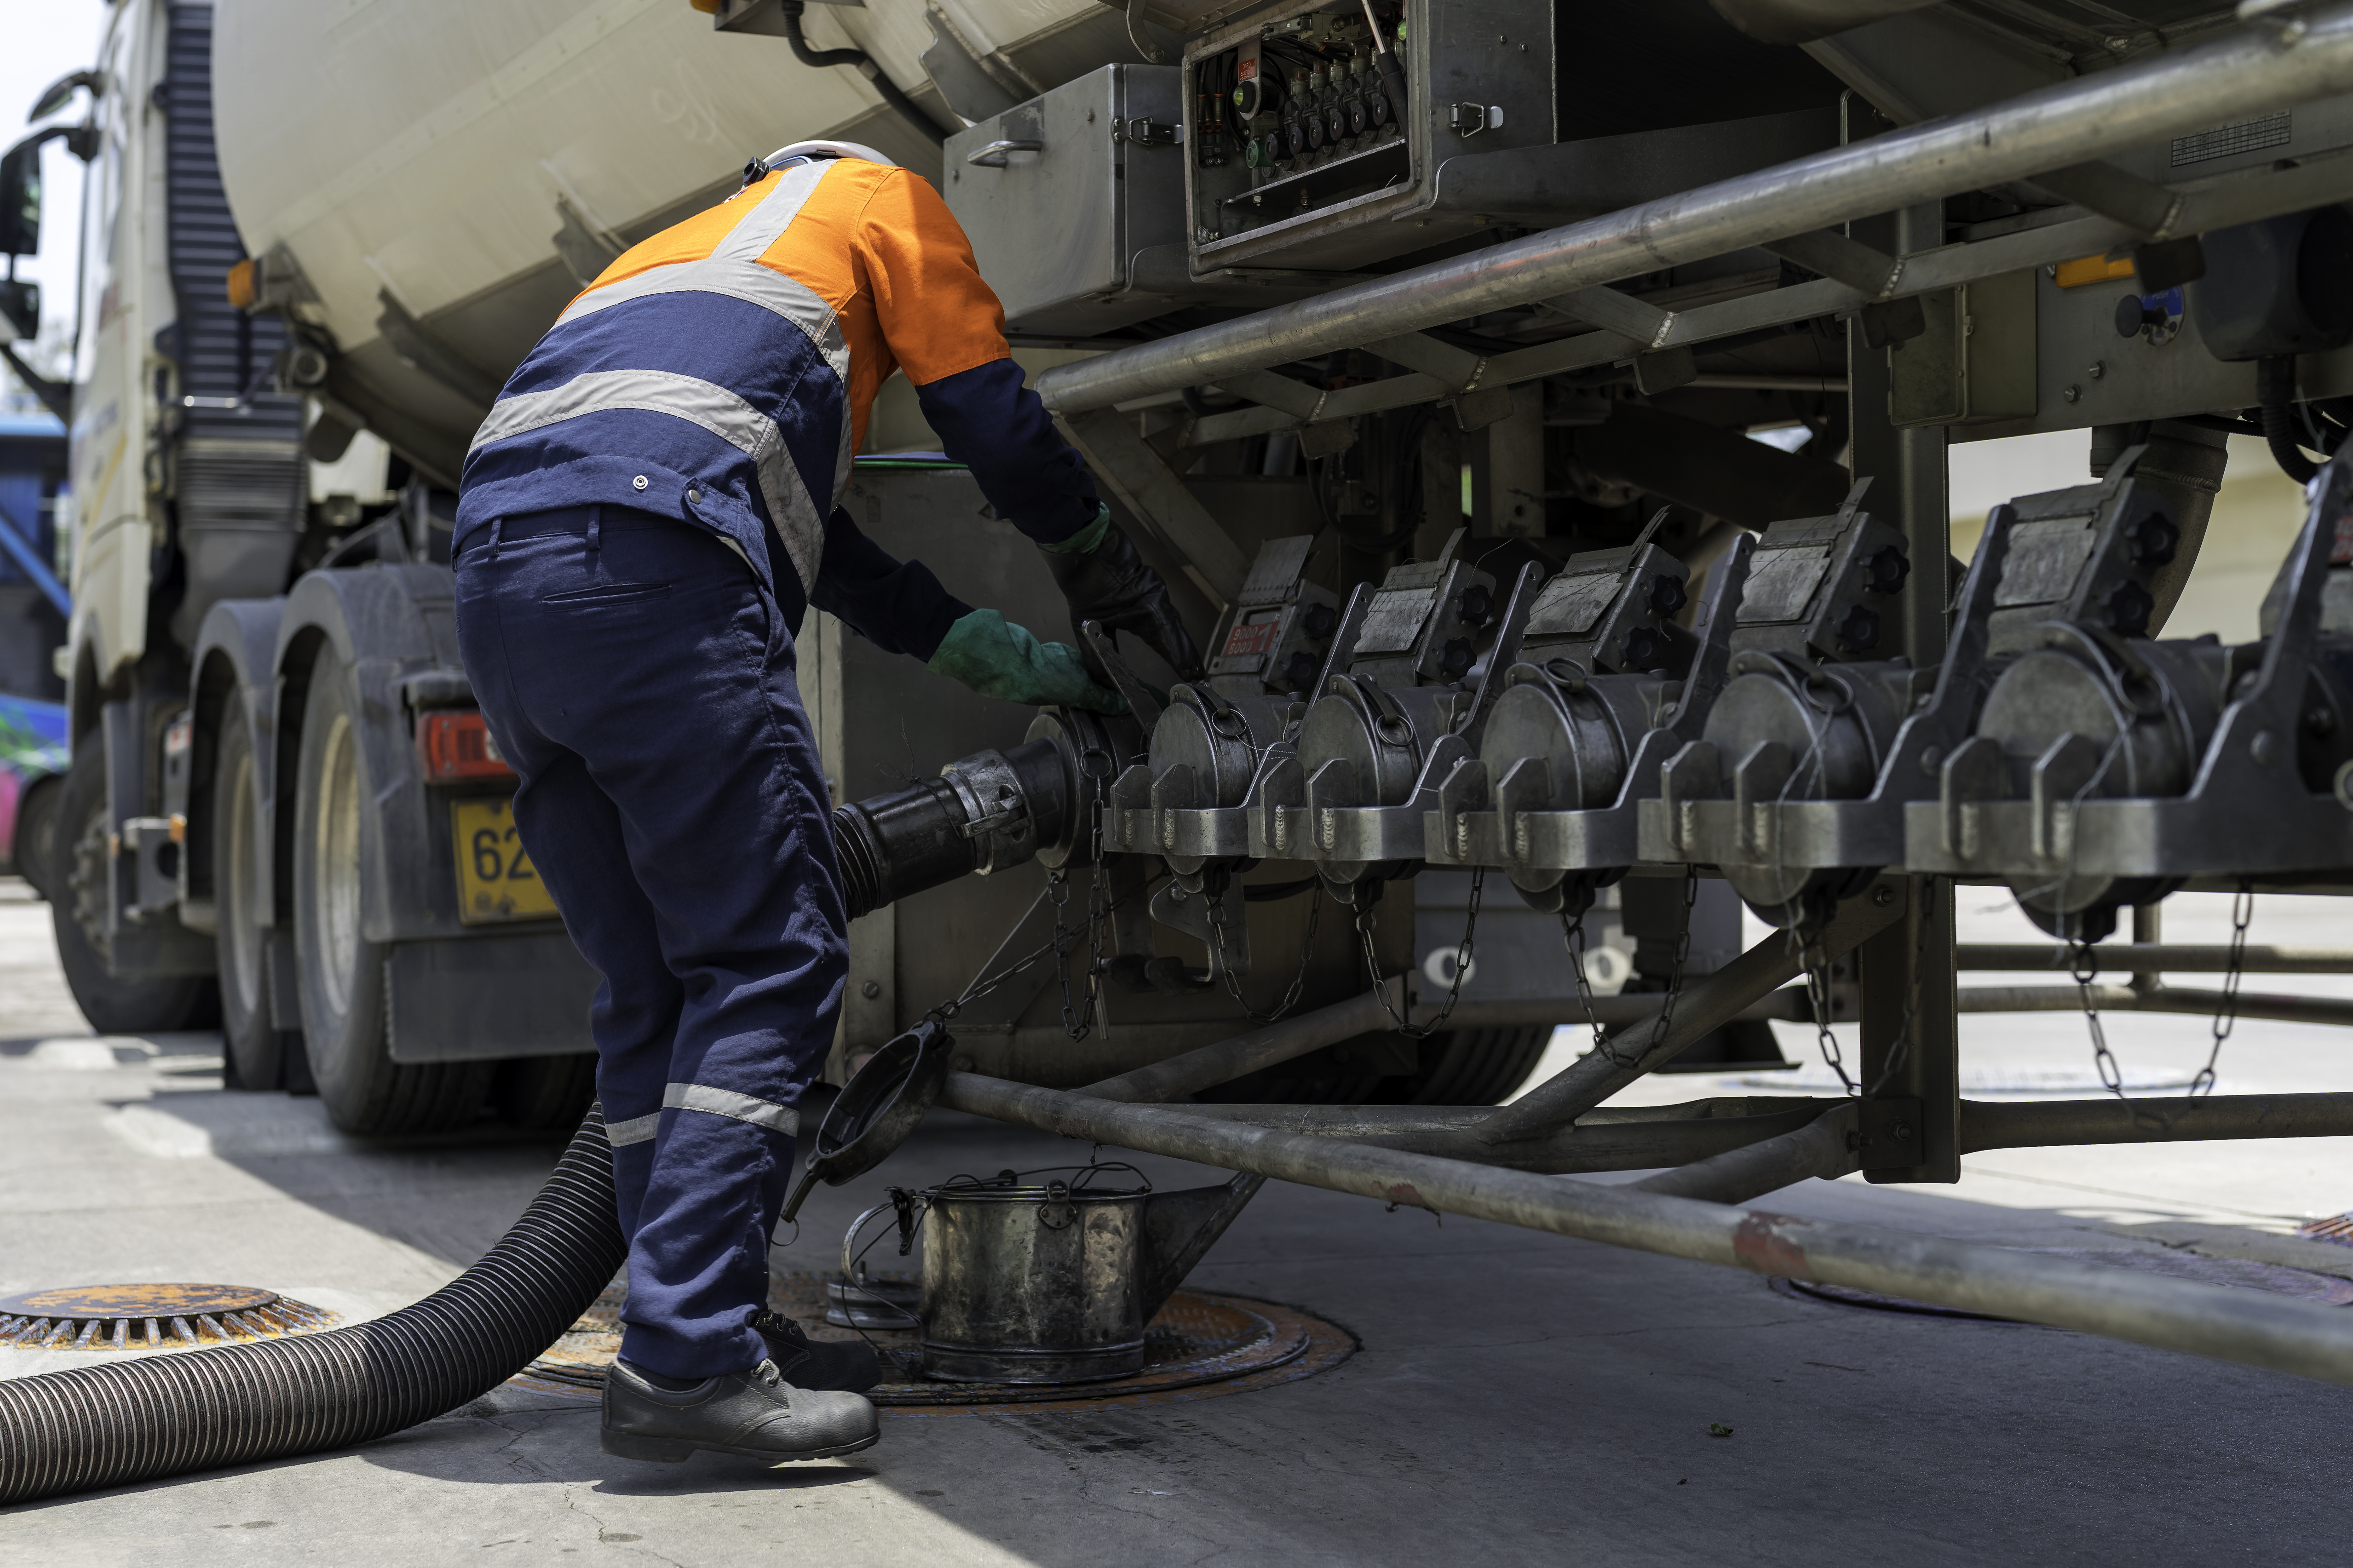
xmin=0 ymin=411 xmax=69 ymax=695
xmin=0 ymin=411 xmax=68 ymax=895
xmin=0 ymin=692 xmax=67 ymax=894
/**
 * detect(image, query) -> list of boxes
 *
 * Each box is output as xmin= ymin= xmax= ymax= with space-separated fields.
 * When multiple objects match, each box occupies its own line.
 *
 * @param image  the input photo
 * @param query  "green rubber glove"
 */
xmin=926 ymin=608 xmax=1125 ymax=714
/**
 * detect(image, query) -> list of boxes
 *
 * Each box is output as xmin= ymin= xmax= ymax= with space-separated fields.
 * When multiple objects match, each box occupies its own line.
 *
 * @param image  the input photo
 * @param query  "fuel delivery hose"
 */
xmin=0 ymin=742 xmax=1061 ymax=1503
xmin=0 ymin=1112 xmax=625 ymax=1505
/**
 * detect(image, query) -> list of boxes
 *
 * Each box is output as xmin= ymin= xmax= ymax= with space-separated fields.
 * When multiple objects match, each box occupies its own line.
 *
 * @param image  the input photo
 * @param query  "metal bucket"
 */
xmin=917 ymin=1172 xmax=1151 ymax=1384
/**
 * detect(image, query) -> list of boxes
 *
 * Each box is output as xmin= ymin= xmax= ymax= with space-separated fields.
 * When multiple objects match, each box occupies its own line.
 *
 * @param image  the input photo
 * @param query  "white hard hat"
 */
xmin=765 ymin=140 xmax=896 ymax=169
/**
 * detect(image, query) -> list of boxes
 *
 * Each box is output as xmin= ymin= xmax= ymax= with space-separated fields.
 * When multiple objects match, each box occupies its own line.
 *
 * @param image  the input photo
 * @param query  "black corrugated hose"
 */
xmin=0 ymin=1110 xmax=625 ymax=1506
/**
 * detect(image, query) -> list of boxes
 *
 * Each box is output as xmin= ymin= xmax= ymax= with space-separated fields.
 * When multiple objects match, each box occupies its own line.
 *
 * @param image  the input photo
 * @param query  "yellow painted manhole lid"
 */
xmin=0 ymin=1283 xmax=337 ymax=1351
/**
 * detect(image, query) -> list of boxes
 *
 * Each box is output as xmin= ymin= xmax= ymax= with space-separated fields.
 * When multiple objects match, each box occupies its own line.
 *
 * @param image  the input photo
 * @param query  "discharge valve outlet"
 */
xmin=832 ymin=706 xmax=1136 ymax=920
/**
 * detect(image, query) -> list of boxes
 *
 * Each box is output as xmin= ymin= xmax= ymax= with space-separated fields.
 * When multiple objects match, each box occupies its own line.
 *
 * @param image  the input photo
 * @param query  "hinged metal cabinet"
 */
xmin=944 ymin=66 xmax=1189 ymax=336
xmin=1888 ymin=270 xmax=2038 ymax=428
xmin=1181 ymin=0 xmax=1846 ymax=273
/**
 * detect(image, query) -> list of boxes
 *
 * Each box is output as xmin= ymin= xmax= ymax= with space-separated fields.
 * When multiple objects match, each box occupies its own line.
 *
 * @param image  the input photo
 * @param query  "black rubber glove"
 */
xmin=1040 ymin=511 xmax=1203 ymax=682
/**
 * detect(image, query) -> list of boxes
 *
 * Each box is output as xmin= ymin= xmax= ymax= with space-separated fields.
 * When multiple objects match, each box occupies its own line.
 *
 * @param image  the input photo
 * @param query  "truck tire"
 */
xmin=1199 ymin=1023 xmax=1554 ymax=1107
xmin=493 ymin=1053 xmax=599 ymax=1131
xmin=292 ymin=650 xmax=487 ymax=1134
xmin=1389 ymin=1025 xmax=1554 ymax=1105
xmin=214 ymin=707 xmax=289 ymax=1090
xmin=49 ymin=735 xmax=219 ymax=1034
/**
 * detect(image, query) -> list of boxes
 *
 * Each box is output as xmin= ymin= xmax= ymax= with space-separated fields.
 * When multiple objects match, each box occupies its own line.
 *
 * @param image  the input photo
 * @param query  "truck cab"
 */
xmin=5 ymin=0 xmax=599 ymax=1134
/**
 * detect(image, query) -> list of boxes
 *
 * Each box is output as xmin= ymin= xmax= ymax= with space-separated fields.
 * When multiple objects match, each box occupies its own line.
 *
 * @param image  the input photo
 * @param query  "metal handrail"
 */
xmin=1035 ymin=5 xmax=2353 ymax=414
xmin=1958 ymin=944 xmax=2353 ymax=973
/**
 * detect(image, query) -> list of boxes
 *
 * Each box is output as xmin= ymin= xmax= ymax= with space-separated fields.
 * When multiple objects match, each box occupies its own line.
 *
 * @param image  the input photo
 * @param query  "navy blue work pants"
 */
xmin=453 ymin=504 xmax=844 ymax=1379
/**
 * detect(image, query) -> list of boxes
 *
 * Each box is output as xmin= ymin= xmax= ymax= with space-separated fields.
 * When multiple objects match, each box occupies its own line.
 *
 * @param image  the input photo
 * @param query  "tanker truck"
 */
xmin=18 ymin=0 xmax=2353 ymax=1507
xmin=18 ymin=0 xmax=2348 ymax=1149
xmin=12 ymin=0 xmax=1711 ymax=1135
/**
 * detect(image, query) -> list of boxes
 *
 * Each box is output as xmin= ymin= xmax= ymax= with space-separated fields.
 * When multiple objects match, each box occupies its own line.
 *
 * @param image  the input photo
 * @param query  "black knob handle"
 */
xmin=2126 ymin=511 xmax=2179 ymax=566
xmin=2102 ymin=579 xmax=2154 ymax=638
xmin=2114 ymin=294 xmax=2162 ymax=339
xmin=1834 ymin=604 xmax=1881 ymax=653
xmin=1862 ymin=544 xmax=1911 ymax=595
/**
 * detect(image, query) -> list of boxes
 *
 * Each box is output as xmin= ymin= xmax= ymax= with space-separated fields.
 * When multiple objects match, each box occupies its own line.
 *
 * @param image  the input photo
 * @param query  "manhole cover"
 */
xmin=2298 ymin=1212 xmax=2353 ymax=1248
xmin=1771 ymin=1247 xmax=2353 ymax=1321
xmin=511 ymin=1271 xmax=1355 ymax=1411
xmin=0 ymin=1283 xmax=338 ymax=1351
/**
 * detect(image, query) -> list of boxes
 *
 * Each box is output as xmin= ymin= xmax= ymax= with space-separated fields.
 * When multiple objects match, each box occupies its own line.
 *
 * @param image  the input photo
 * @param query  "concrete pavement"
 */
xmin=2 ymin=876 xmax=2351 ymax=1565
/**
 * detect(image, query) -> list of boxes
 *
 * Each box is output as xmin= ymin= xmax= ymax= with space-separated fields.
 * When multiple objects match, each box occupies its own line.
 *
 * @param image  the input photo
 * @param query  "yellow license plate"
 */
xmin=452 ymin=797 xmax=561 ymax=925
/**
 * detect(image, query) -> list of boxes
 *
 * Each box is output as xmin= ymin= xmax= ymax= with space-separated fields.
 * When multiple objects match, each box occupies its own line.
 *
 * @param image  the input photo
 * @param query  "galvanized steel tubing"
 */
xmin=0 ymin=1113 xmax=625 ymax=1505
xmin=1034 ymin=4 xmax=2353 ymax=415
xmin=1960 ymin=1092 xmax=2353 ymax=1151
xmin=940 ymin=1073 xmax=2353 ymax=1388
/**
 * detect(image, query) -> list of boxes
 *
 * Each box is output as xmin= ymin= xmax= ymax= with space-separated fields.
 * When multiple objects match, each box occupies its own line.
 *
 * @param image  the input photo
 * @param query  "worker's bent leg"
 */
xmin=454 ymin=504 xmax=846 ymax=1380
xmin=500 ymin=747 xmax=683 ymax=1241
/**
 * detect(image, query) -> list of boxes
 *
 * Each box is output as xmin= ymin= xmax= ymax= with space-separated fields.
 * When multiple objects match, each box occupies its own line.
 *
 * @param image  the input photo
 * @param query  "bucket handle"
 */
xmin=839 ymin=1189 xmax=925 ymax=1282
xmin=1038 ymin=1178 xmax=1079 ymax=1231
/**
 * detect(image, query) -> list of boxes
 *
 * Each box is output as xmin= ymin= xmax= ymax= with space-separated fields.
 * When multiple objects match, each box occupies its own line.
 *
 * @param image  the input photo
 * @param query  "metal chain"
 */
xmin=1557 ymin=907 xmax=1608 ymax=1057
xmin=1800 ymin=923 xmax=1857 ymax=1095
xmin=1360 ymin=870 xmax=1483 ymax=1040
xmin=2190 ymin=881 xmax=2254 ymax=1097
xmin=935 ymin=884 xmax=1131 ymax=1030
xmin=924 ymin=924 xmax=1066 ymax=1026
xmin=1602 ymin=868 xmax=1697 ymax=1072
xmin=2066 ymin=938 xmax=2126 ymax=1099
xmin=1765 ymin=880 xmax=1945 ymax=1100
xmin=942 ymin=844 xmax=1126 ymax=1036
xmin=1207 ymin=876 xmax=1325 ymax=1024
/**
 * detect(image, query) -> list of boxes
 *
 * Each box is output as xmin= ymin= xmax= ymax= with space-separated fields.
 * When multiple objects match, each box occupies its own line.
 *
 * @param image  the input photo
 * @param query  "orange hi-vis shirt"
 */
xmin=460 ymin=157 xmax=1074 ymax=600
xmin=594 ymin=157 xmax=1012 ymax=456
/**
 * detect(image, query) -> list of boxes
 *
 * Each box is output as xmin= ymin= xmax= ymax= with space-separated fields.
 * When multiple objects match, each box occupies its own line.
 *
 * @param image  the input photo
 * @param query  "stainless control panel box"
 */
xmin=944 ymin=65 xmax=1189 ymax=336
xmin=1180 ymin=0 xmax=1846 ymax=273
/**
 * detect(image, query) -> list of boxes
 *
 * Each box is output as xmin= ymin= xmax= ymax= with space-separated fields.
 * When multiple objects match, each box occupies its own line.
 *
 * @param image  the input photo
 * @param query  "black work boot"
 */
xmin=751 ymin=1310 xmax=883 ymax=1393
xmin=601 ymin=1357 xmax=880 ymax=1463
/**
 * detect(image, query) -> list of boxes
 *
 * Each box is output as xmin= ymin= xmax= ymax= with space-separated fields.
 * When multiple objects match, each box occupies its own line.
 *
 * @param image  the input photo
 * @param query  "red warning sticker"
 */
xmin=1222 ymin=618 xmax=1283 ymax=659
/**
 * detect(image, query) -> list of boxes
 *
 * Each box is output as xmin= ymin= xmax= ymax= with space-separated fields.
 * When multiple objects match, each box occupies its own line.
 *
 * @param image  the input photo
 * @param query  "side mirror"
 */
xmin=0 ymin=280 xmax=37 ymax=340
xmin=0 ymin=136 xmax=43 ymax=258
xmin=29 ymin=70 xmax=103 ymax=125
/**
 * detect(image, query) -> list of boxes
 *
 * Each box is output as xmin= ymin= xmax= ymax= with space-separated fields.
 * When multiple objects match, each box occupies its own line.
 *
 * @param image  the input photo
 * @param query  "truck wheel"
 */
xmin=1388 ymin=1025 xmax=1554 ymax=1106
xmin=214 ymin=708 xmax=288 ymax=1089
xmin=493 ymin=1053 xmax=598 ymax=1131
xmin=49 ymin=735 xmax=220 ymax=1033
xmin=292 ymin=651 xmax=487 ymax=1134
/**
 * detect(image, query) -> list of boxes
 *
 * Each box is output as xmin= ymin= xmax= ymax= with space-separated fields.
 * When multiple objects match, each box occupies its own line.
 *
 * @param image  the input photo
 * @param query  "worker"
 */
xmin=451 ymin=140 xmax=1198 ymax=1466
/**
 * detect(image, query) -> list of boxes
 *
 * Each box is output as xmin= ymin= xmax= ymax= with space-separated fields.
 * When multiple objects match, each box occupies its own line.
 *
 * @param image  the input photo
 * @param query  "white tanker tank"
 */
xmin=210 ymin=0 xmax=1147 ymax=485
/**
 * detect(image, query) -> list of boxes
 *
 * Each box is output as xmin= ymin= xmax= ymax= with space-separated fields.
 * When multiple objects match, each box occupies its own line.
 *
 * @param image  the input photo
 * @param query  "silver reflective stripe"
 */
xmin=831 ymin=397 xmax=854 ymax=512
xmin=664 ymin=1081 xmax=800 ymax=1136
xmin=710 ymin=158 xmax=833 ymax=263
xmin=606 ymin=1111 xmax=662 ymax=1147
xmin=469 ymin=368 xmax=823 ymax=589
xmin=553 ymin=256 xmax=850 ymax=390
